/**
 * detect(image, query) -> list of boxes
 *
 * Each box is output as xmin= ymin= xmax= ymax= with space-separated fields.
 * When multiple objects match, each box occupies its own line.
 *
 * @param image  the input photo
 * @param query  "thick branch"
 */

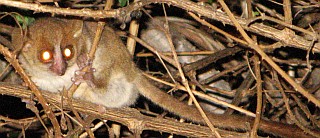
xmin=0 ymin=82 xmax=250 ymax=137
xmin=0 ymin=0 xmax=319 ymax=53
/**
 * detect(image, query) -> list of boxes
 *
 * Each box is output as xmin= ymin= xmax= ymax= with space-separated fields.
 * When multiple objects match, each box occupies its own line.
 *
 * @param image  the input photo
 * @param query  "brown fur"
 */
xmin=12 ymin=18 xmax=318 ymax=137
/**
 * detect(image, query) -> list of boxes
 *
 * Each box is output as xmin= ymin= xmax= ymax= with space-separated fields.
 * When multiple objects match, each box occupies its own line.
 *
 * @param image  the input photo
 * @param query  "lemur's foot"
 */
xmin=71 ymin=54 xmax=96 ymax=88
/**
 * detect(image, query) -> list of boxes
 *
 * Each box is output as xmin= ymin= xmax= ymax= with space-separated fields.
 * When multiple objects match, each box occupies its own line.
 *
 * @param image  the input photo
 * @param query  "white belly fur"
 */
xmin=29 ymin=63 xmax=138 ymax=107
xmin=73 ymin=72 xmax=139 ymax=108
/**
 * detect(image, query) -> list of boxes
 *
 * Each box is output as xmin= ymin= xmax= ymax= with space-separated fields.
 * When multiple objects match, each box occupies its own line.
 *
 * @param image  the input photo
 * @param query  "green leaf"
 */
xmin=118 ymin=0 xmax=128 ymax=7
xmin=253 ymin=11 xmax=260 ymax=17
xmin=13 ymin=14 xmax=35 ymax=29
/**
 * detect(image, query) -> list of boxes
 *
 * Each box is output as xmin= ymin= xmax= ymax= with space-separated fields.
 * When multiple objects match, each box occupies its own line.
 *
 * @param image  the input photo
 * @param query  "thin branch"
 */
xmin=250 ymin=54 xmax=262 ymax=137
xmin=217 ymin=0 xmax=320 ymax=108
xmin=143 ymin=73 xmax=256 ymax=117
xmin=273 ymin=71 xmax=320 ymax=137
xmin=0 ymin=82 xmax=249 ymax=138
xmin=0 ymin=44 xmax=62 ymax=136
xmin=1 ymin=0 xmax=319 ymax=53
xmin=161 ymin=5 xmax=220 ymax=136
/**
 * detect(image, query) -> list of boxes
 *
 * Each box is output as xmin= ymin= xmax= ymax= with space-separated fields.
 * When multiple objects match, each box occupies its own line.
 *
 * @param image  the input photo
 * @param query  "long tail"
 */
xmin=135 ymin=75 xmax=318 ymax=138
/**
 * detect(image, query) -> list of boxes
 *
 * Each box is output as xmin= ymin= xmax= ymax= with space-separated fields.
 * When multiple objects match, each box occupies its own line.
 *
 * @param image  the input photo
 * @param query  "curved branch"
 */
xmin=0 ymin=82 xmax=250 ymax=137
xmin=0 ymin=0 xmax=319 ymax=53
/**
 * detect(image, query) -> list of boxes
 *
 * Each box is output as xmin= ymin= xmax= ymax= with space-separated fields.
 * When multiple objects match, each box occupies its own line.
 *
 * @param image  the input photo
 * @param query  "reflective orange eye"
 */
xmin=40 ymin=50 xmax=53 ymax=63
xmin=64 ymin=48 xmax=71 ymax=57
xmin=63 ymin=45 xmax=74 ymax=60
